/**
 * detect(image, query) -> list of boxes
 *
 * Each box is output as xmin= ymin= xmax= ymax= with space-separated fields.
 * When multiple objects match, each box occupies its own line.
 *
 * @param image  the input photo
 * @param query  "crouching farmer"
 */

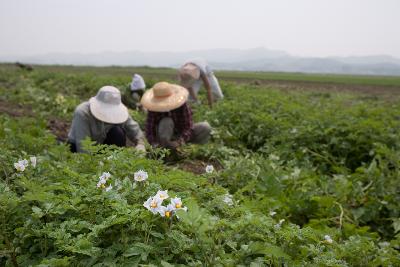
xmin=122 ymin=73 xmax=146 ymax=110
xmin=68 ymin=86 xmax=146 ymax=153
xmin=141 ymin=82 xmax=211 ymax=150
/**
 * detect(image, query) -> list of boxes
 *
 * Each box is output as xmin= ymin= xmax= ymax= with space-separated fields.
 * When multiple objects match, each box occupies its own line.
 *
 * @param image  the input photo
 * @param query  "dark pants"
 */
xmin=69 ymin=126 xmax=126 ymax=153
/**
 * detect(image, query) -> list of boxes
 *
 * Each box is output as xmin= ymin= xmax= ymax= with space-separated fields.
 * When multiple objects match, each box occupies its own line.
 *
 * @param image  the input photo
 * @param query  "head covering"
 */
xmin=140 ymin=82 xmax=188 ymax=112
xmin=89 ymin=86 xmax=129 ymax=124
xmin=178 ymin=63 xmax=201 ymax=87
xmin=130 ymin=74 xmax=146 ymax=91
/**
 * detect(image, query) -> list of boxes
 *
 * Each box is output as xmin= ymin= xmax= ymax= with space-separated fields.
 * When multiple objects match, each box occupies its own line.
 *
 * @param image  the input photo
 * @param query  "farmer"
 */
xmin=122 ymin=73 xmax=146 ymax=110
xmin=67 ymin=86 xmax=146 ymax=153
xmin=178 ymin=58 xmax=224 ymax=108
xmin=141 ymin=81 xmax=211 ymax=150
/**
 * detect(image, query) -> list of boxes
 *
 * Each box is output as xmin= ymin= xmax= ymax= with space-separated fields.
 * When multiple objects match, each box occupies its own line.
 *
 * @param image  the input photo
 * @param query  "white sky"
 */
xmin=0 ymin=0 xmax=399 ymax=58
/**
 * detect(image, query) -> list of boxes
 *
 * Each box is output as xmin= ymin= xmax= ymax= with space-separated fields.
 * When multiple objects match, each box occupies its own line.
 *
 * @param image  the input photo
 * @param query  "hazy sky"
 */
xmin=1 ymin=0 xmax=399 ymax=58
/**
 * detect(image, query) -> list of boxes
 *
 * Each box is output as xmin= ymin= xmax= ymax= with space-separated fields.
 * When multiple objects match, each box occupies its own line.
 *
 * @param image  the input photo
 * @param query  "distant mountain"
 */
xmin=2 ymin=48 xmax=400 ymax=76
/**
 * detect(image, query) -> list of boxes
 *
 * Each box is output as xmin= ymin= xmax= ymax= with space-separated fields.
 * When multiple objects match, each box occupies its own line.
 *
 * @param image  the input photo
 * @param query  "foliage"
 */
xmin=0 ymin=64 xmax=399 ymax=266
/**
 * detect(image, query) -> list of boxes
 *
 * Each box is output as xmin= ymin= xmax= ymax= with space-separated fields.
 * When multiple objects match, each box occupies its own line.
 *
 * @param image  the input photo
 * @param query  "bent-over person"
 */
xmin=178 ymin=58 xmax=224 ymax=108
xmin=68 ymin=86 xmax=146 ymax=153
xmin=141 ymin=82 xmax=211 ymax=150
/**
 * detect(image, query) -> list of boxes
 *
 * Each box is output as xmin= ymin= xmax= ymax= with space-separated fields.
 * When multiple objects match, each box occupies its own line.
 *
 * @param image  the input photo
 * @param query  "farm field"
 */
xmin=1 ymin=63 xmax=400 ymax=266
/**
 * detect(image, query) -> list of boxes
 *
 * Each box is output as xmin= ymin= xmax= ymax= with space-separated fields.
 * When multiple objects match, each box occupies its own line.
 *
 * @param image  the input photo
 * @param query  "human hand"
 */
xmin=135 ymin=144 xmax=146 ymax=157
xmin=162 ymin=140 xmax=179 ymax=150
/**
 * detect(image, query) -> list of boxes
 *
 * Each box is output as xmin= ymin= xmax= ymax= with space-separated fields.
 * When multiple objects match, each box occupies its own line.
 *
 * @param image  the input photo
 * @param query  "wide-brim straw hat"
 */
xmin=141 ymin=82 xmax=188 ymax=112
xmin=89 ymin=86 xmax=129 ymax=124
xmin=178 ymin=63 xmax=200 ymax=87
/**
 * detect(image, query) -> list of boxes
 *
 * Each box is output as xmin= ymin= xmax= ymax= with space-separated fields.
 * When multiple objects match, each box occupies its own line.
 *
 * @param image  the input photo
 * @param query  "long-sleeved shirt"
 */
xmin=67 ymin=101 xmax=145 ymax=152
xmin=145 ymin=103 xmax=193 ymax=146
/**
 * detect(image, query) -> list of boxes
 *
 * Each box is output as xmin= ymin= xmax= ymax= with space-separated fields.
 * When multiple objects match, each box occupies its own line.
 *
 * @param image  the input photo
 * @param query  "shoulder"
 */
xmin=74 ymin=101 xmax=91 ymax=118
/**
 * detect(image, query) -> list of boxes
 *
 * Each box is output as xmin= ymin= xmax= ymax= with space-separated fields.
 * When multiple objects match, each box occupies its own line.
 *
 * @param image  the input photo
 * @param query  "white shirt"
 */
xmin=186 ymin=58 xmax=213 ymax=76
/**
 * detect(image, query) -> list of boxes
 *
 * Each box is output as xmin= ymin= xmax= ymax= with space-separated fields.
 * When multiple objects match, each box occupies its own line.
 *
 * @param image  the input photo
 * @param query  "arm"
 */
xmin=200 ymin=72 xmax=213 ymax=108
xmin=70 ymin=110 xmax=91 ymax=153
xmin=124 ymin=116 xmax=146 ymax=152
xmin=187 ymin=86 xmax=198 ymax=102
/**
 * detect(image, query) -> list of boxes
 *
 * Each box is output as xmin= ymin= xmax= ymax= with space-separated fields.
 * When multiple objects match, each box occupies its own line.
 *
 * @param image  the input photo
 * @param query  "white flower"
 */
xmin=21 ymin=159 xmax=29 ymax=167
xmin=205 ymin=164 xmax=214 ymax=174
xmin=96 ymin=180 xmax=106 ymax=188
xmin=105 ymin=184 xmax=113 ymax=192
xmin=274 ymin=219 xmax=285 ymax=229
xmin=324 ymin=235 xmax=333 ymax=244
xmin=170 ymin=197 xmax=182 ymax=209
xmin=30 ymin=157 xmax=37 ymax=168
xmin=222 ymin=194 xmax=234 ymax=206
xmin=134 ymin=170 xmax=148 ymax=182
xmin=170 ymin=197 xmax=187 ymax=211
xmin=14 ymin=161 xmax=26 ymax=172
xmin=143 ymin=196 xmax=163 ymax=214
xmin=290 ymin=128 xmax=298 ymax=134
xmin=155 ymin=190 xmax=169 ymax=201
xmin=96 ymin=174 xmax=107 ymax=189
xmin=100 ymin=172 xmax=111 ymax=180
xmin=269 ymin=211 xmax=277 ymax=217
xmin=158 ymin=204 xmax=176 ymax=218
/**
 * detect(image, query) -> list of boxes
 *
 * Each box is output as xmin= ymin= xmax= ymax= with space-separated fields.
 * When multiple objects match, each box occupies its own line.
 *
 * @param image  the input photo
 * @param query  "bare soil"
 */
xmin=47 ymin=118 xmax=70 ymax=142
xmin=0 ymin=100 xmax=70 ymax=141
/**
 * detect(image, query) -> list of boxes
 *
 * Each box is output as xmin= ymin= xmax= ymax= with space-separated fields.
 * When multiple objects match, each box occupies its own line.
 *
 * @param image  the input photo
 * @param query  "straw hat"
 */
xmin=178 ymin=63 xmax=200 ymax=87
xmin=141 ymin=82 xmax=189 ymax=112
xmin=89 ymin=86 xmax=129 ymax=124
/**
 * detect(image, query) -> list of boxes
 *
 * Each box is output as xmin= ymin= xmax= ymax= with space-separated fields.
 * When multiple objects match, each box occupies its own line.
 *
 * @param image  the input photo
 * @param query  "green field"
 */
xmin=1 ymin=64 xmax=399 ymax=266
xmin=29 ymin=64 xmax=400 ymax=88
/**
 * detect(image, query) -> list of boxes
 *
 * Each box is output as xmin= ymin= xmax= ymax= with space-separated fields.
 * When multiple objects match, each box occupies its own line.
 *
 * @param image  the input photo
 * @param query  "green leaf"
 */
xmin=32 ymin=206 xmax=44 ymax=218
xmin=393 ymin=218 xmax=400 ymax=233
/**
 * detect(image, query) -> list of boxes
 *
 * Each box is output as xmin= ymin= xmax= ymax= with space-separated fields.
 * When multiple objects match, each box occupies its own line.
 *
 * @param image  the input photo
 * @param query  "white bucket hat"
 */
xmin=89 ymin=86 xmax=129 ymax=124
xmin=178 ymin=63 xmax=201 ymax=87
xmin=130 ymin=74 xmax=146 ymax=91
xmin=140 ymin=82 xmax=188 ymax=112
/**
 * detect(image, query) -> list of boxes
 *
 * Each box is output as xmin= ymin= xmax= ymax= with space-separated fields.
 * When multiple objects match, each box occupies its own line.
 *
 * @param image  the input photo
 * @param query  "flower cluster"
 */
xmin=222 ymin=193 xmax=234 ymax=206
xmin=96 ymin=172 xmax=113 ymax=192
xmin=205 ymin=164 xmax=214 ymax=174
xmin=143 ymin=190 xmax=187 ymax=218
xmin=324 ymin=235 xmax=333 ymax=244
xmin=14 ymin=157 xmax=37 ymax=172
xmin=134 ymin=169 xmax=148 ymax=182
xmin=274 ymin=219 xmax=285 ymax=229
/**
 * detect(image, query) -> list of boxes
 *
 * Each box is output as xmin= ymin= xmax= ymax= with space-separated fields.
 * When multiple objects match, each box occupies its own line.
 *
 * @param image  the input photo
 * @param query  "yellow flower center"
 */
xmin=101 ymin=184 xmax=106 ymax=189
xmin=175 ymin=203 xmax=182 ymax=209
xmin=150 ymin=201 xmax=158 ymax=208
xmin=165 ymin=211 xmax=171 ymax=218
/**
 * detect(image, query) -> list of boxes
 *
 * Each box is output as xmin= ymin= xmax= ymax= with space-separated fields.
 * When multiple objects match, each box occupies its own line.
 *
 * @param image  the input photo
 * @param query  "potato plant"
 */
xmin=0 ymin=64 xmax=399 ymax=266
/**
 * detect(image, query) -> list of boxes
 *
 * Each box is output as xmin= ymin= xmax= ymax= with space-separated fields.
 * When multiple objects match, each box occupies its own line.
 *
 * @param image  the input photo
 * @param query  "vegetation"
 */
xmin=0 ymin=64 xmax=399 ymax=266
